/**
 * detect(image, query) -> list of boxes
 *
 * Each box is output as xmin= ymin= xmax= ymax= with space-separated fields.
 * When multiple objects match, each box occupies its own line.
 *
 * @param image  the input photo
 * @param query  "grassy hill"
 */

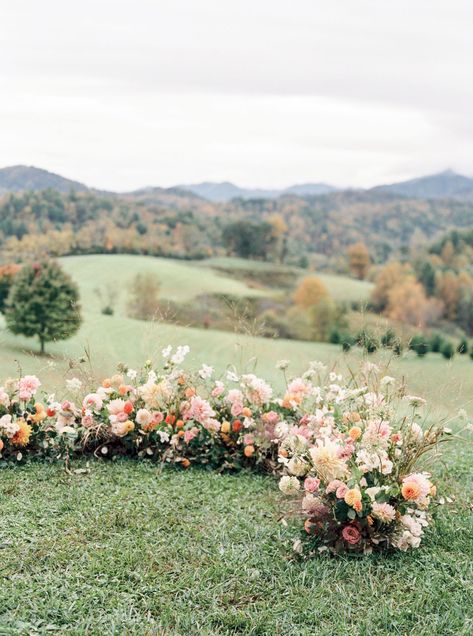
xmin=0 ymin=254 xmax=470 ymax=417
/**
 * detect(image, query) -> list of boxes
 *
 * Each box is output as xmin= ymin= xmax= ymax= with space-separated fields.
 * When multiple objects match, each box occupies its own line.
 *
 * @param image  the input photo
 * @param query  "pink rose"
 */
xmin=326 ymin=479 xmax=344 ymax=494
xmin=304 ymin=477 xmax=320 ymax=493
xmin=263 ymin=410 xmax=279 ymax=425
xmin=152 ymin=411 xmax=164 ymax=424
xmin=336 ymin=484 xmax=349 ymax=499
xmin=342 ymin=525 xmax=361 ymax=545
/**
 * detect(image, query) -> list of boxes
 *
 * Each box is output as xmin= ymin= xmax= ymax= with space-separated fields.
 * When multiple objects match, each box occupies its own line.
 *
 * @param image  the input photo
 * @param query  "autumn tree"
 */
xmin=5 ymin=261 xmax=82 ymax=354
xmin=371 ymin=262 xmax=413 ymax=311
xmin=386 ymin=279 xmax=442 ymax=327
xmin=293 ymin=275 xmax=329 ymax=309
xmin=127 ymin=272 xmax=161 ymax=321
xmin=347 ymin=242 xmax=370 ymax=280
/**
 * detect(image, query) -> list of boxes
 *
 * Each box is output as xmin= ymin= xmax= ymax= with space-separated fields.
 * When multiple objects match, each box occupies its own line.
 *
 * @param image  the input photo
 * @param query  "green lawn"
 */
xmin=1 ymin=456 xmax=471 ymax=635
xmin=58 ymin=255 xmax=273 ymax=316
xmin=202 ymin=256 xmax=373 ymax=302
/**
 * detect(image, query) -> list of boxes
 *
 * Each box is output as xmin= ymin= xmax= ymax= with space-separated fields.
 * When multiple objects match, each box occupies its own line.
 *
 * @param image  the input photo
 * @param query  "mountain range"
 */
xmin=1 ymin=165 xmax=473 ymax=202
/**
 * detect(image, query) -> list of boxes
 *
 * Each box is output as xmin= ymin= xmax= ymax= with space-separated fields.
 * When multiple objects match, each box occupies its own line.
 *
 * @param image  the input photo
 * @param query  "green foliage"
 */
xmin=5 ymin=260 xmax=82 ymax=354
xmin=381 ymin=328 xmax=397 ymax=348
xmin=356 ymin=329 xmax=378 ymax=354
xmin=222 ymin=220 xmax=276 ymax=260
xmin=430 ymin=333 xmax=445 ymax=353
xmin=329 ymin=327 xmax=341 ymax=344
xmin=415 ymin=259 xmax=437 ymax=296
xmin=0 ymin=265 xmax=20 ymax=313
xmin=441 ymin=341 xmax=455 ymax=360
xmin=410 ymin=334 xmax=430 ymax=357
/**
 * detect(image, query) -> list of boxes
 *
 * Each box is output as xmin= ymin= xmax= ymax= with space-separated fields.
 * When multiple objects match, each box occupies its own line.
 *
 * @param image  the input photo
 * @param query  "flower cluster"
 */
xmin=276 ymin=362 xmax=451 ymax=554
xmin=0 ymin=351 xmax=453 ymax=554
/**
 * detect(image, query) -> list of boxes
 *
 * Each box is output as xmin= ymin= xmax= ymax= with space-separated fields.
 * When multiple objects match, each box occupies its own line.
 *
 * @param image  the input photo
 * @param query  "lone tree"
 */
xmin=347 ymin=242 xmax=370 ymax=280
xmin=5 ymin=261 xmax=82 ymax=354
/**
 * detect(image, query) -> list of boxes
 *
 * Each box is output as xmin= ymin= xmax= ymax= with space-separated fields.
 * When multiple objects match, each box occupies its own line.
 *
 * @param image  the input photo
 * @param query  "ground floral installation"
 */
xmin=0 ymin=346 xmax=458 ymax=555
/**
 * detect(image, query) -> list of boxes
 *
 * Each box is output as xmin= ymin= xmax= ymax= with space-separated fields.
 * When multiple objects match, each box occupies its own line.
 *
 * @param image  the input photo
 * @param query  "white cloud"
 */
xmin=0 ymin=0 xmax=472 ymax=189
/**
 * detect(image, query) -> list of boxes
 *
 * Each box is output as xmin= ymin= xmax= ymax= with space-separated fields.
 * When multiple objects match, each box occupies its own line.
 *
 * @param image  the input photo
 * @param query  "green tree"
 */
xmin=5 ymin=261 xmax=82 ymax=354
xmin=409 ymin=334 xmax=429 ymax=357
xmin=429 ymin=333 xmax=445 ymax=353
xmin=222 ymin=221 xmax=276 ymax=260
xmin=441 ymin=341 xmax=455 ymax=360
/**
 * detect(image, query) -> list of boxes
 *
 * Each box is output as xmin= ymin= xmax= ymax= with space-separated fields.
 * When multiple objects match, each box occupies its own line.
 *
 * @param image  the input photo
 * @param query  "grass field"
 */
xmin=203 ymin=256 xmax=374 ymax=302
xmin=1 ymin=456 xmax=471 ymax=635
xmin=1 ymin=254 xmax=472 ymax=635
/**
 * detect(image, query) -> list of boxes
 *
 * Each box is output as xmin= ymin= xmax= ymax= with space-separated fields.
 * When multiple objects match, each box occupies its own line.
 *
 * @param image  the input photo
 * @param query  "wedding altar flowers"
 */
xmin=0 ymin=349 xmax=455 ymax=555
xmin=276 ymin=362 xmax=452 ymax=554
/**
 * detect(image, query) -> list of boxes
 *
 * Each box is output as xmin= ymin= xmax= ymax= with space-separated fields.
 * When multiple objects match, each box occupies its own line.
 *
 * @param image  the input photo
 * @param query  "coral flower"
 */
xmin=244 ymin=444 xmax=255 ymax=457
xmin=348 ymin=426 xmax=362 ymax=441
xmin=0 ymin=439 xmax=4 ymax=452
xmin=401 ymin=482 xmax=421 ymax=501
xmin=12 ymin=419 xmax=32 ymax=447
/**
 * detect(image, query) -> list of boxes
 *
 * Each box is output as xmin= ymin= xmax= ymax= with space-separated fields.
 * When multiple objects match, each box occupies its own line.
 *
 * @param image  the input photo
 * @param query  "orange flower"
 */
xmin=177 ymin=430 xmax=185 ymax=438
xmin=279 ymin=448 xmax=288 ymax=458
xmin=344 ymin=488 xmax=362 ymax=507
xmin=242 ymin=407 xmax=252 ymax=418
xmin=348 ymin=426 xmax=362 ymax=441
xmin=31 ymin=403 xmax=47 ymax=424
xmin=244 ymin=444 xmax=255 ymax=457
xmin=232 ymin=420 xmax=242 ymax=433
xmin=176 ymin=419 xmax=184 ymax=429
xmin=0 ymin=439 xmax=4 ymax=452
xmin=181 ymin=458 xmax=191 ymax=468
xmin=220 ymin=421 xmax=231 ymax=434
xmin=165 ymin=414 xmax=176 ymax=426
xmin=353 ymin=500 xmax=362 ymax=513
xmin=401 ymin=482 xmax=421 ymax=501
xmin=185 ymin=387 xmax=196 ymax=398
xmin=12 ymin=419 xmax=32 ymax=447
xmin=118 ymin=385 xmax=128 ymax=396
xmin=102 ymin=378 xmax=112 ymax=389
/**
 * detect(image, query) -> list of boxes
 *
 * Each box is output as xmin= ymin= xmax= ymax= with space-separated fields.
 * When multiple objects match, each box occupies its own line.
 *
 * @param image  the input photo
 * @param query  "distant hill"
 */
xmin=0 ymin=165 xmax=89 ymax=193
xmin=180 ymin=181 xmax=337 ymax=201
xmin=372 ymin=170 xmax=473 ymax=200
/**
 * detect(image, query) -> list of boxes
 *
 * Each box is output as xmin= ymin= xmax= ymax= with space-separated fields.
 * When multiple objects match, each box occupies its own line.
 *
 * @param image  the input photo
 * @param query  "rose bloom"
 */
xmin=348 ymin=426 xmax=362 ymax=441
xmin=287 ymin=456 xmax=308 ymax=477
xmin=279 ymin=475 xmax=300 ymax=495
xmin=184 ymin=427 xmax=199 ymax=443
xmin=342 ymin=524 xmax=361 ymax=545
xmin=111 ymin=419 xmax=134 ymax=437
xmin=304 ymin=476 xmax=320 ymax=493
xmin=336 ymin=484 xmax=349 ymax=499
xmin=82 ymin=393 xmax=103 ymax=411
xmin=18 ymin=375 xmax=41 ymax=400
xmin=344 ymin=488 xmax=362 ymax=507
xmin=326 ymin=479 xmax=345 ymax=494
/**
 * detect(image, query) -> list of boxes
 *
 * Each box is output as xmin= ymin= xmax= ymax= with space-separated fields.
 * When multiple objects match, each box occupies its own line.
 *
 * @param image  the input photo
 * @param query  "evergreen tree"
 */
xmin=5 ymin=261 xmax=82 ymax=354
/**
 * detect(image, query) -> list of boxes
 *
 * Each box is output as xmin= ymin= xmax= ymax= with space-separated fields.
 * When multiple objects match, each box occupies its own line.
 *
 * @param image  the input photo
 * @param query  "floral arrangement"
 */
xmin=0 ymin=348 xmax=454 ymax=554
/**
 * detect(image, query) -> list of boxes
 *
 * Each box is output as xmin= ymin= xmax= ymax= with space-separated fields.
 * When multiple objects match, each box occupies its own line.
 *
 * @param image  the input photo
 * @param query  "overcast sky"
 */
xmin=1 ymin=0 xmax=472 ymax=191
